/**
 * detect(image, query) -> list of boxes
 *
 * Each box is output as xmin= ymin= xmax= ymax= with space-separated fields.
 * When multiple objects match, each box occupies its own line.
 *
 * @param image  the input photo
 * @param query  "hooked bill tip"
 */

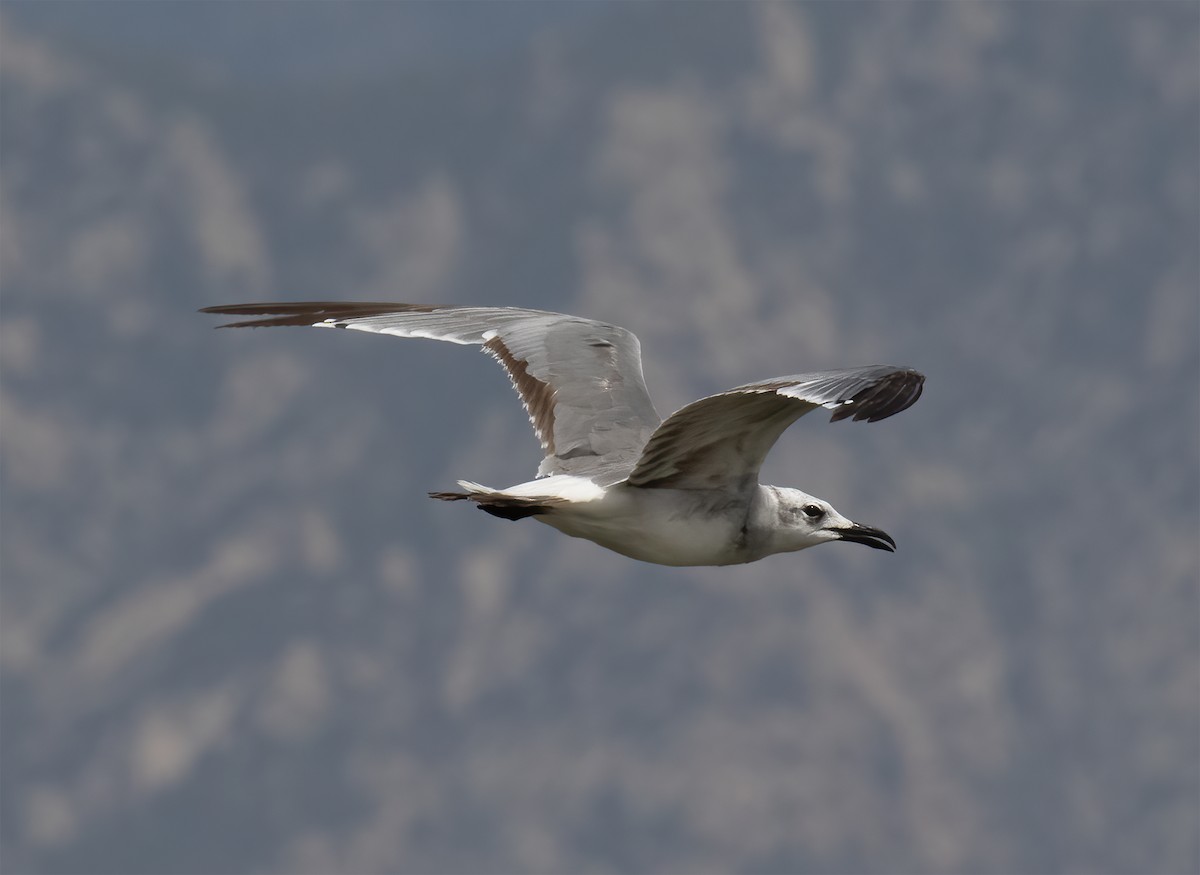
xmin=834 ymin=523 xmax=896 ymax=552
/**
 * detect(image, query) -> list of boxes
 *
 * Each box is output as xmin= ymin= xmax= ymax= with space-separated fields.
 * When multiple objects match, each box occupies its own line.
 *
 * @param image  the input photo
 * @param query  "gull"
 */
xmin=203 ymin=302 xmax=924 ymax=567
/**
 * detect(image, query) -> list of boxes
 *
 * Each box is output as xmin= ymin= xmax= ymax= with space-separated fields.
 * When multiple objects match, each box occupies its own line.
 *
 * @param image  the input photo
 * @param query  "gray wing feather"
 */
xmin=201 ymin=302 xmax=661 ymax=481
xmin=626 ymin=366 xmax=924 ymax=490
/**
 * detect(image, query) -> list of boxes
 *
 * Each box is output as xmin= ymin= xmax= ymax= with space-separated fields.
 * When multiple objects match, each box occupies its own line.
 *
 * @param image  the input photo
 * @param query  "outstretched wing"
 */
xmin=626 ymin=366 xmax=924 ymax=490
xmin=202 ymin=302 xmax=662 ymax=481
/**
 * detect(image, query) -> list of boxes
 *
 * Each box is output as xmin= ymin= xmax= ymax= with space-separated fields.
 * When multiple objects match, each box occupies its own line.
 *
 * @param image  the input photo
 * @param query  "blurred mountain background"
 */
xmin=1 ymin=4 xmax=1197 ymax=873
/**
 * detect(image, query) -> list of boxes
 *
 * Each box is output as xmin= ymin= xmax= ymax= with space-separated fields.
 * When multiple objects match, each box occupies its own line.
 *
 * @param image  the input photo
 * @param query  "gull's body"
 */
xmin=203 ymin=302 xmax=924 ymax=566
xmin=532 ymin=483 xmax=828 ymax=567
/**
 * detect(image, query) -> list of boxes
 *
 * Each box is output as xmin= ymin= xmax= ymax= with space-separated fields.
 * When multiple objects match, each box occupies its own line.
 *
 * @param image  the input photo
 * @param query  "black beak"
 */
xmin=834 ymin=522 xmax=896 ymax=552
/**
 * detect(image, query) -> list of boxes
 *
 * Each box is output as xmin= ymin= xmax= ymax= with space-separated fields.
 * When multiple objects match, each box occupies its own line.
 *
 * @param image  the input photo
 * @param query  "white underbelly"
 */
xmin=538 ymin=486 xmax=751 ymax=567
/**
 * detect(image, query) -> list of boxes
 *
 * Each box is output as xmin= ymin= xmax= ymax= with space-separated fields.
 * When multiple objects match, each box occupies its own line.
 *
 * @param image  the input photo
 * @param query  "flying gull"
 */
xmin=203 ymin=302 xmax=924 ymax=566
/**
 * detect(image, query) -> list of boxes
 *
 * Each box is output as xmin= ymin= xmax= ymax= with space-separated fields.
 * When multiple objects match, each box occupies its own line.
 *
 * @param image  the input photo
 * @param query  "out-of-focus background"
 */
xmin=1 ymin=4 xmax=1197 ymax=874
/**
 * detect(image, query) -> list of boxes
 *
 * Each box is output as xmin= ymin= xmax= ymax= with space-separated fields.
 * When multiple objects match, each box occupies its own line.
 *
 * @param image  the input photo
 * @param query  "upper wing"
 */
xmin=625 ymin=366 xmax=924 ymax=490
xmin=202 ymin=302 xmax=662 ymax=480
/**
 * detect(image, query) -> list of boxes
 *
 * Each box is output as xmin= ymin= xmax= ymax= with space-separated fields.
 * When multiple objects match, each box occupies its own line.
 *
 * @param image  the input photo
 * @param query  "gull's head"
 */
xmin=770 ymin=488 xmax=896 ymax=554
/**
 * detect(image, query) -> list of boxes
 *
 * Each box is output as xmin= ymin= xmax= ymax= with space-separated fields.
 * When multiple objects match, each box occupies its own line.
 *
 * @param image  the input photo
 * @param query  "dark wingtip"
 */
xmin=199 ymin=309 xmax=240 ymax=329
xmin=199 ymin=301 xmax=434 ymax=329
xmin=829 ymin=368 xmax=924 ymax=423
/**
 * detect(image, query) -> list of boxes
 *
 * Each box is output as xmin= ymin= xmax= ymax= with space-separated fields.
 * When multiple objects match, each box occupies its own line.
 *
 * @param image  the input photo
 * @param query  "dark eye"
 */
xmin=802 ymin=504 xmax=825 ymax=520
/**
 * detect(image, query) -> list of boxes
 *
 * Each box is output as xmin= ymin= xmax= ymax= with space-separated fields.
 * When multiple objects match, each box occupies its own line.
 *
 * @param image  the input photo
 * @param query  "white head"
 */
xmin=766 ymin=487 xmax=896 ymax=556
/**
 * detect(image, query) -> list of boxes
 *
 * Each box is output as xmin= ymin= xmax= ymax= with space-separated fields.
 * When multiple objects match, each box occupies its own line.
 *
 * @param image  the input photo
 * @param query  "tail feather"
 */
xmin=427 ymin=481 xmax=563 ymax=522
